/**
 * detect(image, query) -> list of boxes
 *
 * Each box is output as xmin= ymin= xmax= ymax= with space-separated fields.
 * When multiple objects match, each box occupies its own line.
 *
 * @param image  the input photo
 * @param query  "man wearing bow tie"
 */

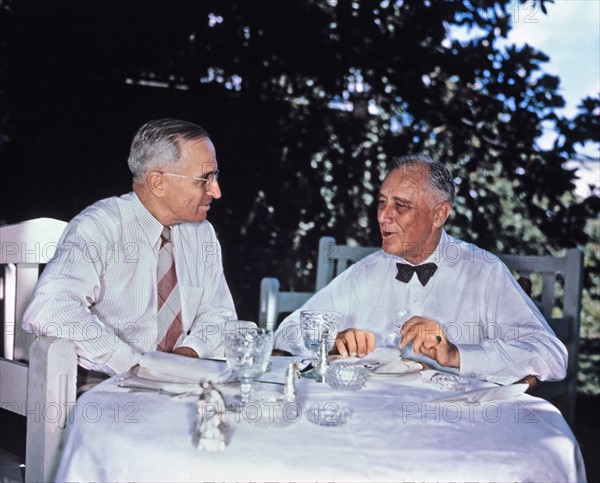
xmin=273 ymin=155 xmax=567 ymax=385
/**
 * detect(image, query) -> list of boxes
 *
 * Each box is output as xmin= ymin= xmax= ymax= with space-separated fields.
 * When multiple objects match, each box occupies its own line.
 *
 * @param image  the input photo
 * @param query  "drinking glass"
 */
xmin=224 ymin=326 xmax=273 ymax=405
xmin=300 ymin=310 xmax=340 ymax=377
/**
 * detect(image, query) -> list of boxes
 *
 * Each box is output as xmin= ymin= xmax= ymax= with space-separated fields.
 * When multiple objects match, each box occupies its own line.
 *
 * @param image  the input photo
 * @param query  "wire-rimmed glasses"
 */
xmin=159 ymin=170 xmax=220 ymax=189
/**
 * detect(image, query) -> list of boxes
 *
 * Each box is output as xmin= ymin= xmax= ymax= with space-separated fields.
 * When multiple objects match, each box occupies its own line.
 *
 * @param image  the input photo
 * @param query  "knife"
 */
xmin=429 ymin=383 xmax=529 ymax=403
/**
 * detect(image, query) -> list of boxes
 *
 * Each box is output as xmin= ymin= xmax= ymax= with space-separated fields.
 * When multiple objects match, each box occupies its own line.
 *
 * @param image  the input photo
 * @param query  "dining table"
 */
xmin=55 ymin=351 xmax=586 ymax=482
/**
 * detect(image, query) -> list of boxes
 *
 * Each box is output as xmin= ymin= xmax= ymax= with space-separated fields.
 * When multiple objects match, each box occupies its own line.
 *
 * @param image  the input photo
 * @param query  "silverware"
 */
xmin=118 ymin=384 xmax=188 ymax=397
xmin=254 ymin=380 xmax=284 ymax=386
xmin=118 ymin=383 xmax=160 ymax=391
xmin=117 ymin=379 xmax=282 ymax=393
xmin=429 ymin=383 xmax=529 ymax=403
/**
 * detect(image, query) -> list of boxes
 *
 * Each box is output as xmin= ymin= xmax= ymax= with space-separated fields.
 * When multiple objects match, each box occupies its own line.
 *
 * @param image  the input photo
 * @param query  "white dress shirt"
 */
xmin=22 ymin=192 xmax=236 ymax=375
xmin=274 ymin=230 xmax=568 ymax=385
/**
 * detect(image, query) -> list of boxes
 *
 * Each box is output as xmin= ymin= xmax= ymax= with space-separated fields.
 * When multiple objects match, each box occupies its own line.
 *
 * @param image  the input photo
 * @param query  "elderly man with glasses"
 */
xmin=23 ymin=119 xmax=236 ymax=386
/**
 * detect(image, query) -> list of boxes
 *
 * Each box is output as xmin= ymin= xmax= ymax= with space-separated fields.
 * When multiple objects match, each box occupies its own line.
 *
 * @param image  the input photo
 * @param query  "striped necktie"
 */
xmin=156 ymin=226 xmax=183 ymax=352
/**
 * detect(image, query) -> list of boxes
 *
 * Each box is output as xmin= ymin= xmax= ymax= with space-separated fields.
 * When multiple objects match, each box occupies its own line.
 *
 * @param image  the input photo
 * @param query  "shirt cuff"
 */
xmin=455 ymin=343 xmax=520 ymax=386
xmin=180 ymin=333 xmax=225 ymax=358
xmin=99 ymin=346 xmax=143 ymax=376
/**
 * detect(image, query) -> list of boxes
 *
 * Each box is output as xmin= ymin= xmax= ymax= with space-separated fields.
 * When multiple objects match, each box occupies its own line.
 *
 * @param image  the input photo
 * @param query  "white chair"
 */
xmin=259 ymin=236 xmax=583 ymax=426
xmin=258 ymin=236 xmax=378 ymax=331
xmin=0 ymin=218 xmax=77 ymax=483
xmin=314 ymin=236 xmax=380 ymax=291
xmin=499 ymin=249 xmax=583 ymax=426
xmin=258 ymin=278 xmax=313 ymax=333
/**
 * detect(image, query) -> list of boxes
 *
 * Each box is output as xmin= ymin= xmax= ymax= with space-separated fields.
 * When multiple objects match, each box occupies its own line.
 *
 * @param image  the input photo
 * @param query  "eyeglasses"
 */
xmin=159 ymin=170 xmax=220 ymax=189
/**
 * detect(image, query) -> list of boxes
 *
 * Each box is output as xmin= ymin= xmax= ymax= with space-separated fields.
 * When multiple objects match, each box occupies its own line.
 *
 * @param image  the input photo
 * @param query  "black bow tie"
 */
xmin=396 ymin=262 xmax=438 ymax=286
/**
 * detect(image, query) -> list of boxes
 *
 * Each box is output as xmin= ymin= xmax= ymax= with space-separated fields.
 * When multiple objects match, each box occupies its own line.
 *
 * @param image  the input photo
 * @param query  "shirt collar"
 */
xmin=130 ymin=192 xmax=164 ymax=247
xmin=427 ymin=229 xmax=449 ymax=265
xmin=394 ymin=229 xmax=448 ymax=266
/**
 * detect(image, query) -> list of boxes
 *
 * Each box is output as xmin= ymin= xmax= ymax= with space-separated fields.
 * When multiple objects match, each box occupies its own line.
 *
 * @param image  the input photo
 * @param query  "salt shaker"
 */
xmin=315 ymin=332 xmax=330 ymax=383
xmin=284 ymin=362 xmax=299 ymax=401
xmin=194 ymin=382 xmax=228 ymax=452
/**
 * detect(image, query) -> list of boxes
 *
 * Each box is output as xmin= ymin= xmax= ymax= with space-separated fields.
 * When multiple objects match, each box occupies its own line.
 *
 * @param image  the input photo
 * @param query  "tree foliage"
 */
xmin=1 ymin=0 xmax=598 ymax=326
xmin=169 ymin=0 xmax=599 ymax=313
xmin=0 ymin=0 xmax=12 ymax=162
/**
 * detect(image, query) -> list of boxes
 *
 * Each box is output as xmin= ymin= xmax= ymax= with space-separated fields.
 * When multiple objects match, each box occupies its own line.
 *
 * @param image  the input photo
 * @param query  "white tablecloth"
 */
xmin=56 ymin=357 xmax=586 ymax=482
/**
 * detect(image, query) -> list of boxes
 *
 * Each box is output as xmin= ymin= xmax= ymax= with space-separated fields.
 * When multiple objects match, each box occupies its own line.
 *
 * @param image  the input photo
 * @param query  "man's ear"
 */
xmin=433 ymin=201 xmax=452 ymax=228
xmin=147 ymin=171 xmax=166 ymax=197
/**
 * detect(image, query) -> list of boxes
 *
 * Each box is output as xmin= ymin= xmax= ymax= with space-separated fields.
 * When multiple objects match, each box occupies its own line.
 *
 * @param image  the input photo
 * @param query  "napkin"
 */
xmin=429 ymin=383 xmax=529 ymax=403
xmin=137 ymin=351 xmax=229 ymax=384
xmin=400 ymin=341 xmax=461 ymax=375
xmin=354 ymin=347 xmax=424 ymax=375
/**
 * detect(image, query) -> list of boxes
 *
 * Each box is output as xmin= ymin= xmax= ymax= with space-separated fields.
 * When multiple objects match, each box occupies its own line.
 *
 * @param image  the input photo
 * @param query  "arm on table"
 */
xmin=177 ymin=234 xmax=237 ymax=358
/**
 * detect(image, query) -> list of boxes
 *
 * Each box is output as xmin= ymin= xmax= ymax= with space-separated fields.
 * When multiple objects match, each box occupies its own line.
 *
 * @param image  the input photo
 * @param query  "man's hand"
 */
xmin=172 ymin=346 xmax=198 ymax=358
xmin=400 ymin=316 xmax=460 ymax=368
xmin=332 ymin=328 xmax=375 ymax=358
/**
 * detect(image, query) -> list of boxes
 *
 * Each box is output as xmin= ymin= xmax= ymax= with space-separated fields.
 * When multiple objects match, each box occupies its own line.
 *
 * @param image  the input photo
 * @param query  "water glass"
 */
xmin=300 ymin=310 xmax=340 ymax=358
xmin=224 ymin=326 xmax=273 ymax=405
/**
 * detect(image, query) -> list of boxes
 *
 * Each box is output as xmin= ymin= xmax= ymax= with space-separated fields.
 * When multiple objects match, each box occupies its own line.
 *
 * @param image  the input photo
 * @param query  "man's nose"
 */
xmin=377 ymin=204 xmax=391 ymax=224
xmin=207 ymin=178 xmax=222 ymax=199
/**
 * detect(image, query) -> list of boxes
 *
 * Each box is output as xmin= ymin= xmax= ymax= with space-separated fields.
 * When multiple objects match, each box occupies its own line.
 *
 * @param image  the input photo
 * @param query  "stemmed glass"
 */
xmin=300 ymin=310 xmax=340 ymax=378
xmin=224 ymin=326 xmax=273 ymax=405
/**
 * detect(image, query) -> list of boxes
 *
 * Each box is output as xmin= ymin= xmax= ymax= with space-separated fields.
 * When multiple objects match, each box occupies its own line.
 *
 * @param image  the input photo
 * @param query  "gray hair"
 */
xmin=127 ymin=118 xmax=209 ymax=183
xmin=389 ymin=154 xmax=456 ymax=206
